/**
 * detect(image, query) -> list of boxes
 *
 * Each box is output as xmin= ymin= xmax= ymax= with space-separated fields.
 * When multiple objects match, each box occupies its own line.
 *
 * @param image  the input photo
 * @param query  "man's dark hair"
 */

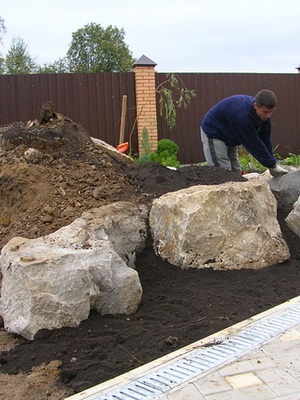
xmin=255 ymin=90 xmax=277 ymax=109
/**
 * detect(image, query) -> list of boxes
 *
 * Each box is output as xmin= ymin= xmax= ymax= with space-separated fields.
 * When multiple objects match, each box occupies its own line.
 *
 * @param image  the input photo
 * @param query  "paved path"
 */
xmin=66 ymin=296 xmax=300 ymax=400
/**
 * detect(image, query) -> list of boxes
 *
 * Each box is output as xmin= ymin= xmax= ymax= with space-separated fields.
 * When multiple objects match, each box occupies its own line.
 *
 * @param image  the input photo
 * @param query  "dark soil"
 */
xmin=1 ymin=114 xmax=300 ymax=398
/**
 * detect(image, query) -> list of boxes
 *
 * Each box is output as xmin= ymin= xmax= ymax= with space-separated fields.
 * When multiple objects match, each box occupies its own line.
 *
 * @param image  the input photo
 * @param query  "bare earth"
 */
xmin=1 ymin=114 xmax=300 ymax=400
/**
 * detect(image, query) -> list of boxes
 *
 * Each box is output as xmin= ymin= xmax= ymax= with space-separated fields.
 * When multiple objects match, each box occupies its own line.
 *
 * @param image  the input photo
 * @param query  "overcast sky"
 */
xmin=1 ymin=0 xmax=299 ymax=73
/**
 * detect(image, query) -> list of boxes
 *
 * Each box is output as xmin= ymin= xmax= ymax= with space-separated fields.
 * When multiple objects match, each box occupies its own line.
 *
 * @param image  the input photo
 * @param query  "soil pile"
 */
xmin=0 ymin=113 xmax=300 ymax=399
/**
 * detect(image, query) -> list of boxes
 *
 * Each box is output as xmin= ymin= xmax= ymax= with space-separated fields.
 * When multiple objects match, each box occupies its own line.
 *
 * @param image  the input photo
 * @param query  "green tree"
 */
xmin=4 ymin=37 xmax=37 ymax=74
xmin=0 ymin=57 xmax=4 ymax=73
xmin=0 ymin=16 xmax=5 ymax=43
xmin=0 ymin=16 xmax=6 ymax=73
xmin=37 ymin=57 xmax=70 ymax=74
xmin=67 ymin=23 xmax=135 ymax=73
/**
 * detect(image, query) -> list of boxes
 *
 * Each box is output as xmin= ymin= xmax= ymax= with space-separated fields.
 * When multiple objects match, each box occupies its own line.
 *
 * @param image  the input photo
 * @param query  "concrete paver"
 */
xmin=193 ymin=371 xmax=232 ymax=395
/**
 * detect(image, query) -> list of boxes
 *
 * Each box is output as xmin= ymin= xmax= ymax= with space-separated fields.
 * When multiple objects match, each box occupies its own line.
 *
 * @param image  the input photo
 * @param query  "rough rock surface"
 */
xmin=1 ymin=113 xmax=300 ymax=400
xmin=150 ymin=181 xmax=290 ymax=270
xmin=1 ymin=202 xmax=146 ymax=340
xmin=286 ymin=196 xmax=300 ymax=238
xmin=268 ymin=169 xmax=300 ymax=211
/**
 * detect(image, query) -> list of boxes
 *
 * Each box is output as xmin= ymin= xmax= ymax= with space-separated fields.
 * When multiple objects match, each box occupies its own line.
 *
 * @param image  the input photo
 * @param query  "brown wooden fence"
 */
xmin=156 ymin=72 xmax=300 ymax=164
xmin=1 ymin=71 xmax=299 ymax=164
xmin=0 ymin=72 xmax=139 ymax=153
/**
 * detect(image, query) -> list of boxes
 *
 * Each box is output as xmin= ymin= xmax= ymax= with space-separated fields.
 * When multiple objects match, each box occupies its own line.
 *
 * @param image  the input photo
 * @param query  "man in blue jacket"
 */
xmin=200 ymin=89 xmax=289 ymax=177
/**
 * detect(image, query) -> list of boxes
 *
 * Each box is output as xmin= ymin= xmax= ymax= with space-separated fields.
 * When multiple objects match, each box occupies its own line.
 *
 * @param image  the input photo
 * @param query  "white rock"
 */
xmin=149 ymin=180 xmax=290 ymax=270
xmin=0 ymin=202 xmax=147 ymax=340
xmin=91 ymin=137 xmax=132 ymax=161
xmin=242 ymin=172 xmax=261 ymax=180
xmin=285 ymin=196 xmax=300 ymax=238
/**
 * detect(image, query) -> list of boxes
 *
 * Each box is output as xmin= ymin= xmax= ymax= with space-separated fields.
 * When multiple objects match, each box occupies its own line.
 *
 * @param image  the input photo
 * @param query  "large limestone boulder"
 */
xmin=0 ymin=202 xmax=147 ymax=340
xmin=285 ymin=196 xmax=300 ymax=238
xmin=149 ymin=181 xmax=290 ymax=270
xmin=268 ymin=168 xmax=300 ymax=212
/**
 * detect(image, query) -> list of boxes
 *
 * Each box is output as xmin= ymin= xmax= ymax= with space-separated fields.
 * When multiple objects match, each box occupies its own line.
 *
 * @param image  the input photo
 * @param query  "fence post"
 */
xmin=133 ymin=55 xmax=158 ymax=153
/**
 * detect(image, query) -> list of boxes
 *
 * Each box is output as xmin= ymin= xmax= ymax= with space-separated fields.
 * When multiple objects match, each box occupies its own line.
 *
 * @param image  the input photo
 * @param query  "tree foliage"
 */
xmin=37 ymin=57 xmax=70 ymax=74
xmin=0 ymin=16 xmax=5 ymax=44
xmin=0 ymin=16 xmax=6 ymax=73
xmin=67 ymin=23 xmax=135 ymax=73
xmin=0 ymin=20 xmax=135 ymax=75
xmin=4 ymin=37 xmax=37 ymax=74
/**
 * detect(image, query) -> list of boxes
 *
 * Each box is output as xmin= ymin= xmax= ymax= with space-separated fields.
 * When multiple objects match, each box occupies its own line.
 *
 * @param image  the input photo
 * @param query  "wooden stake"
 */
xmin=119 ymin=95 xmax=127 ymax=144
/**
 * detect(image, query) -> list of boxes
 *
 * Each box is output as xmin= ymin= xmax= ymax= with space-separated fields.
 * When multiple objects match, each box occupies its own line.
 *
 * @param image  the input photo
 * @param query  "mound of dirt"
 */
xmin=1 ymin=113 xmax=300 ymax=400
xmin=0 ymin=113 xmax=245 ymax=249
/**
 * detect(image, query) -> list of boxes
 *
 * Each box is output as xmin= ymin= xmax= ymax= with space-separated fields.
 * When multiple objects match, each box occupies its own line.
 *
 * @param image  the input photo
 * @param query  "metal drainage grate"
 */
xmin=81 ymin=302 xmax=300 ymax=400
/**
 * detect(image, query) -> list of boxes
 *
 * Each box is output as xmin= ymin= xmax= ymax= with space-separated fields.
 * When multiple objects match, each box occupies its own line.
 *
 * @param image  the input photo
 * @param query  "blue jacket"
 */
xmin=201 ymin=95 xmax=277 ymax=168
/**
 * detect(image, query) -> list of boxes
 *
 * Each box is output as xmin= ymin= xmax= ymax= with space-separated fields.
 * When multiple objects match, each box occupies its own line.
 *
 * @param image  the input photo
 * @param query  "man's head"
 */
xmin=254 ymin=89 xmax=277 ymax=121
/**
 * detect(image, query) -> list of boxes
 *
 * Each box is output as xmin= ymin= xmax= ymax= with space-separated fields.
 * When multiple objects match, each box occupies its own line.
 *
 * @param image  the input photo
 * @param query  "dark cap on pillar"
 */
xmin=132 ymin=55 xmax=157 ymax=68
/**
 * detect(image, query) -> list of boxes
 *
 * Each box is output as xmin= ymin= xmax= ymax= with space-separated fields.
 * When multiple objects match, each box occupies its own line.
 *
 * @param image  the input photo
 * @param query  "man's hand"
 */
xmin=269 ymin=164 xmax=289 ymax=177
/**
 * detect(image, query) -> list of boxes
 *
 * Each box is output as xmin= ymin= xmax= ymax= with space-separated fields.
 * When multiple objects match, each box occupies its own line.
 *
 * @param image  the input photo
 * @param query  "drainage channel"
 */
xmin=68 ymin=300 xmax=300 ymax=400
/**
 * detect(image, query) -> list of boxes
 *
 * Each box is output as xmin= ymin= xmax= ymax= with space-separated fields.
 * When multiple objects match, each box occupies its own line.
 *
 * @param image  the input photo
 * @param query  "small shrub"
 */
xmin=156 ymin=138 xmax=179 ymax=157
xmin=149 ymin=139 xmax=180 ymax=169
xmin=135 ymin=127 xmax=152 ymax=165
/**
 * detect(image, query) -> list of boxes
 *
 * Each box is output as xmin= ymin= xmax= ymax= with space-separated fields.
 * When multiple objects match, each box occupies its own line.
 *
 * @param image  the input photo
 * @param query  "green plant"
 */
xmin=238 ymin=146 xmax=266 ymax=172
xmin=149 ymin=138 xmax=180 ymax=169
xmin=156 ymin=138 xmax=179 ymax=156
xmin=273 ymin=144 xmax=283 ymax=160
xmin=157 ymin=74 xmax=196 ymax=130
xmin=135 ymin=127 xmax=152 ymax=164
xmin=128 ymin=74 xmax=196 ymax=153
xmin=281 ymin=153 xmax=300 ymax=166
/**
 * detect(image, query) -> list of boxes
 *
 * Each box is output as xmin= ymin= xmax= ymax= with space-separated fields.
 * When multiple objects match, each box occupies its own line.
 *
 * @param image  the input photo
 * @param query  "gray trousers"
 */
xmin=200 ymin=128 xmax=241 ymax=174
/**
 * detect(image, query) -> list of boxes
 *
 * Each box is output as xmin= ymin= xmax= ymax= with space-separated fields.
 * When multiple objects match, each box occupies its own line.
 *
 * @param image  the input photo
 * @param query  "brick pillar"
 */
xmin=133 ymin=55 xmax=158 ymax=153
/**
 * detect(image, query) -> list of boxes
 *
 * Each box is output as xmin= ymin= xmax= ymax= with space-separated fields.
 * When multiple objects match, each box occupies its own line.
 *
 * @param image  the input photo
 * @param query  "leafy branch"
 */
xmin=157 ymin=73 xmax=196 ymax=129
xmin=128 ymin=73 xmax=196 ymax=153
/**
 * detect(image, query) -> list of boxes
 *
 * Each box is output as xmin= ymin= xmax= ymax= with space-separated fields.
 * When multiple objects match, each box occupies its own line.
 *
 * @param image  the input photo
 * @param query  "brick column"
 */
xmin=133 ymin=55 xmax=158 ymax=152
